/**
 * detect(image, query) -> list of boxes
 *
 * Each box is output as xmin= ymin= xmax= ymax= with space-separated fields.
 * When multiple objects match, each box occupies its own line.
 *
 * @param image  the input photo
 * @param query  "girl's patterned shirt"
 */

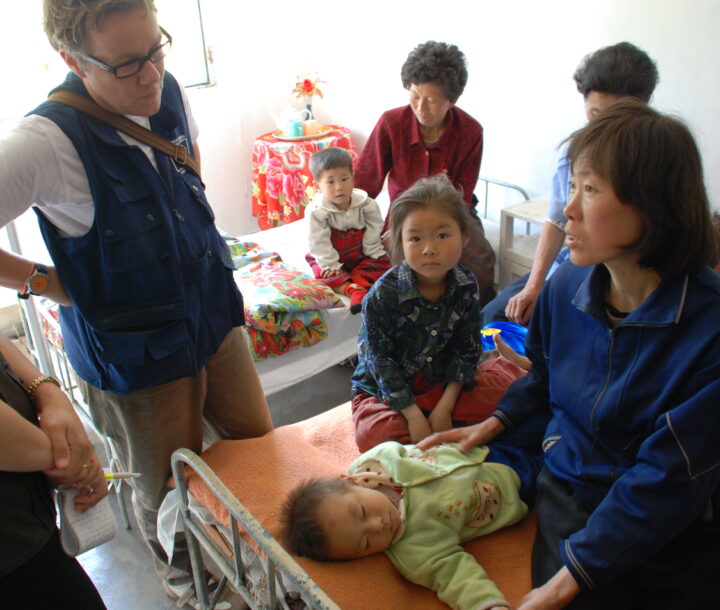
xmin=351 ymin=261 xmax=482 ymax=411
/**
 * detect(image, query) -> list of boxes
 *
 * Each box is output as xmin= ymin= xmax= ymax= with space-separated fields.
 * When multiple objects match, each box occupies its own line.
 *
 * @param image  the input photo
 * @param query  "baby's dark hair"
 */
xmin=573 ymin=41 xmax=658 ymax=102
xmin=309 ymin=148 xmax=354 ymax=181
xmin=388 ymin=174 xmax=475 ymax=265
xmin=401 ymin=41 xmax=468 ymax=103
xmin=281 ymin=477 xmax=353 ymax=561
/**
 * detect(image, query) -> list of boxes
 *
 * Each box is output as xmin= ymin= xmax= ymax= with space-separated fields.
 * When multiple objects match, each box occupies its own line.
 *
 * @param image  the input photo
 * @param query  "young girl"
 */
xmin=350 ymin=175 xmax=525 ymax=452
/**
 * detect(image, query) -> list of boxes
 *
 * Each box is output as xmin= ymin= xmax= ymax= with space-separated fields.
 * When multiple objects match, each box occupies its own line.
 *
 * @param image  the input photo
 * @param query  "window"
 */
xmin=156 ymin=0 xmax=213 ymax=88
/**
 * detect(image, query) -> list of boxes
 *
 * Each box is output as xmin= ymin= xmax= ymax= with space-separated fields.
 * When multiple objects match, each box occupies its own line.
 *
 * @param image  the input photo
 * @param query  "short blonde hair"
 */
xmin=43 ymin=0 xmax=156 ymax=54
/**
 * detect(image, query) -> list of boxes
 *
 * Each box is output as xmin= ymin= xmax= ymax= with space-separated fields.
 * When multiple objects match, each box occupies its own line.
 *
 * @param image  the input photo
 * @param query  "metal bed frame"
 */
xmin=17 ymin=297 xmax=133 ymax=529
xmin=171 ymin=447 xmax=339 ymax=610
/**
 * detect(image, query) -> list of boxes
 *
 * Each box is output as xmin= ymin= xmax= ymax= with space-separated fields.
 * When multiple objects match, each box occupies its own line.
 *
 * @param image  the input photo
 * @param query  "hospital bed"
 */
xmin=170 ymin=403 xmax=536 ymax=609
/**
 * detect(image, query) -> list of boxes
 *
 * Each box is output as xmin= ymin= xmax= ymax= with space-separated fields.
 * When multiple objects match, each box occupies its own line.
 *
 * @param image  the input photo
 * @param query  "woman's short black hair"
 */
xmin=573 ymin=41 xmax=659 ymax=102
xmin=401 ymin=41 xmax=468 ymax=103
xmin=567 ymin=100 xmax=716 ymax=275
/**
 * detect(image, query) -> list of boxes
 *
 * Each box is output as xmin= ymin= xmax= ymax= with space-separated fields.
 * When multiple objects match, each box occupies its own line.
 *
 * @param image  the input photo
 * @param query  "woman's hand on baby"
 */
xmin=321 ymin=268 xmax=340 ymax=278
xmin=402 ymin=405 xmax=433 ymax=444
xmin=516 ymin=567 xmax=580 ymax=610
xmin=415 ymin=416 xmax=506 ymax=452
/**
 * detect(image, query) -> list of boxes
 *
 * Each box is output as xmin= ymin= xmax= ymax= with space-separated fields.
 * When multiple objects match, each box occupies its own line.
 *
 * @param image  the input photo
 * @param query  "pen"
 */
xmin=104 ymin=472 xmax=141 ymax=480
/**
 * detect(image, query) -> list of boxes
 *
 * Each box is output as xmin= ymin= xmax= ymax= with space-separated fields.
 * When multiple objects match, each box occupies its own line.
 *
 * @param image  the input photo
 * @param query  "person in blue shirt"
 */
xmin=420 ymin=101 xmax=720 ymax=609
xmin=351 ymin=175 xmax=526 ymax=452
xmin=482 ymin=42 xmax=659 ymax=327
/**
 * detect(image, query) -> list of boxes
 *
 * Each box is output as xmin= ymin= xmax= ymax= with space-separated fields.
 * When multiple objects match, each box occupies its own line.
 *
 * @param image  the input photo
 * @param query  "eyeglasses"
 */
xmin=77 ymin=27 xmax=172 ymax=79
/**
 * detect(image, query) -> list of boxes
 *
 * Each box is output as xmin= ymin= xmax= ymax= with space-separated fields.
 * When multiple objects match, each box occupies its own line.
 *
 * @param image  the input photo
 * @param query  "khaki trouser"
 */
xmin=79 ymin=327 xmax=273 ymax=586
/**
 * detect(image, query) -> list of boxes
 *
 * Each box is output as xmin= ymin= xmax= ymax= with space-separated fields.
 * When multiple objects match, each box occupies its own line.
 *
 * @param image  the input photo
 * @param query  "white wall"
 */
xmin=2 ymin=0 xmax=719 ymax=243
xmin=186 ymin=0 xmax=720 ymax=235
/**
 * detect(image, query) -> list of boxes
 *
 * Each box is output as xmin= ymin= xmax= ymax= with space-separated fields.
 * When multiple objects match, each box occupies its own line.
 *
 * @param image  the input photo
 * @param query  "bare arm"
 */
xmin=505 ymin=222 xmax=565 ymax=325
xmin=0 ymin=401 xmax=53 ymax=471
xmin=0 ymin=248 xmax=71 ymax=306
xmin=416 ymin=415 xmax=506 ymax=452
xmin=427 ymin=381 xmax=463 ymax=433
xmin=0 ymin=334 xmax=97 ymax=482
xmin=402 ymin=404 xmax=433 ymax=444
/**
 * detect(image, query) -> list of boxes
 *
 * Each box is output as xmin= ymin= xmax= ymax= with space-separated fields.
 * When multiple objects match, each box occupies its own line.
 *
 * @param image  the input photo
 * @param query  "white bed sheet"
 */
xmin=234 ymin=216 xmax=360 ymax=396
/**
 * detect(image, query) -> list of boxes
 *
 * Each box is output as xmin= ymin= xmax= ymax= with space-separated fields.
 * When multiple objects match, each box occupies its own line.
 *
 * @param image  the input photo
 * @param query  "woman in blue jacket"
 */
xmin=419 ymin=100 xmax=720 ymax=609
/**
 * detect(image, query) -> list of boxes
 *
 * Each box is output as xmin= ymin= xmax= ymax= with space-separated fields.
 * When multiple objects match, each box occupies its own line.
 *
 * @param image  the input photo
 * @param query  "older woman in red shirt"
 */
xmin=355 ymin=41 xmax=495 ymax=303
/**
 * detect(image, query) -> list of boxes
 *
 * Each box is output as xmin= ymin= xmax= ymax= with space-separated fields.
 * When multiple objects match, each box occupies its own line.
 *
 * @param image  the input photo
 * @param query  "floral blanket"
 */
xmin=228 ymin=240 xmax=343 ymax=361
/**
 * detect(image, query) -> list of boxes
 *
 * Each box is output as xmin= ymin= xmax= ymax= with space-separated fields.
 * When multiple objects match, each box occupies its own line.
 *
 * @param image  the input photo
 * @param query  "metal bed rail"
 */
xmin=477 ymin=176 xmax=530 ymax=220
xmin=171 ymin=448 xmax=340 ymax=610
xmin=17 ymin=298 xmax=133 ymax=528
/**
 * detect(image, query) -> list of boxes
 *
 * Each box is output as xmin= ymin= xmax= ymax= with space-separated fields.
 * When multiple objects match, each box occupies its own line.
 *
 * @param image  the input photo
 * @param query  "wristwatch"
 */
xmin=18 ymin=263 xmax=50 ymax=300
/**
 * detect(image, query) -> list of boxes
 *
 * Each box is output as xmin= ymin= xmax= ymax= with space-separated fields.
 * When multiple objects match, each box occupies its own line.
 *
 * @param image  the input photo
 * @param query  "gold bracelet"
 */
xmin=27 ymin=375 xmax=61 ymax=399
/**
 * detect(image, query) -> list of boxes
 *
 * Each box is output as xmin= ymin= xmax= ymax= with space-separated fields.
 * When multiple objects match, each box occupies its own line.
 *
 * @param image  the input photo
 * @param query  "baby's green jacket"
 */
xmin=348 ymin=442 xmax=528 ymax=610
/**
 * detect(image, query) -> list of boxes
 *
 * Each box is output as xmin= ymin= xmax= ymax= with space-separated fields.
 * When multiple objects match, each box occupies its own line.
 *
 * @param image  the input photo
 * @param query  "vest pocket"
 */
xmin=91 ymin=318 xmax=188 ymax=366
xmin=100 ymin=175 xmax=171 ymax=273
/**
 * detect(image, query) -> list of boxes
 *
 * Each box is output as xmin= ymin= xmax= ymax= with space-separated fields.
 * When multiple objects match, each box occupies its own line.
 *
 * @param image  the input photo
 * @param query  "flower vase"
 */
xmin=304 ymin=95 xmax=314 ymax=120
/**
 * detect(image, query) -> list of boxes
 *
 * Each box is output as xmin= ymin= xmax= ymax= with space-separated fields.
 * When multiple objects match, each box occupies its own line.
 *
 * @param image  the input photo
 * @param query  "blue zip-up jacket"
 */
xmin=28 ymin=72 xmax=243 ymax=394
xmin=495 ymin=262 xmax=720 ymax=590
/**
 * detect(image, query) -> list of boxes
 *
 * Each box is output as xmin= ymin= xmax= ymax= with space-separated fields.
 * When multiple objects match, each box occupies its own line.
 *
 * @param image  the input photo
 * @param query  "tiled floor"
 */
xmin=78 ymin=363 xmax=354 ymax=609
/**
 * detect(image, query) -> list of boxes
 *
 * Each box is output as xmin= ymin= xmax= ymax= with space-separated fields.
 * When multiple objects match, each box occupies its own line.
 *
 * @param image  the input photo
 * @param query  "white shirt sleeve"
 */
xmin=0 ymin=115 xmax=94 ymax=236
xmin=0 ymin=80 xmax=200 ymax=238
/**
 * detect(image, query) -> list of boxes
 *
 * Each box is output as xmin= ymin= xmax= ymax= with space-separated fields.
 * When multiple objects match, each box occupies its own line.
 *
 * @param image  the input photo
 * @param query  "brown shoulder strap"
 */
xmin=47 ymin=90 xmax=201 ymax=179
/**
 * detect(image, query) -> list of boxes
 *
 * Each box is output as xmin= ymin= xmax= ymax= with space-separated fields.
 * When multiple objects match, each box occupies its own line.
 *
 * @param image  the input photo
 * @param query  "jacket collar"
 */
xmin=397 ymin=260 xmax=475 ymax=303
xmin=572 ymin=264 xmax=691 ymax=326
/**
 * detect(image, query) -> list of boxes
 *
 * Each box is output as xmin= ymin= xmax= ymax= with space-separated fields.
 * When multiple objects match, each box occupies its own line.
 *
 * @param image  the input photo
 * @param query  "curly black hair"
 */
xmin=401 ymin=41 xmax=468 ymax=103
xmin=573 ymin=42 xmax=658 ymax=102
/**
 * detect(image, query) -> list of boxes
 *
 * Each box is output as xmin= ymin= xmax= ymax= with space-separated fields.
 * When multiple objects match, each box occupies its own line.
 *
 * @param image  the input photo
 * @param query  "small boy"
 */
xmin=282 ymin=440 xmax=542 ymax=610
xmin=306 ymin=148 xmax=391 ymax=313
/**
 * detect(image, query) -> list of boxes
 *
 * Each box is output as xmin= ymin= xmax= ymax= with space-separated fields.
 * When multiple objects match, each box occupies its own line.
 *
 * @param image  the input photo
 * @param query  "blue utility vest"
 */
xmin=29 ymin=72 xmax=244 ymax=394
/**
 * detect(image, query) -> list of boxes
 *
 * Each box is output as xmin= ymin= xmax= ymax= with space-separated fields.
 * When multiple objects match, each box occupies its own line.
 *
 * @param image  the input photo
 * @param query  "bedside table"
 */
xmin=498 ymin=196 xmax=550 ymax=289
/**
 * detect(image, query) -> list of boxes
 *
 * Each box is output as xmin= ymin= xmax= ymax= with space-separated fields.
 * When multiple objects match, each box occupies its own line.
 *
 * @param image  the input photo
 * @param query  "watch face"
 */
xmin=29 ymin=273 xmax=49 ymax=295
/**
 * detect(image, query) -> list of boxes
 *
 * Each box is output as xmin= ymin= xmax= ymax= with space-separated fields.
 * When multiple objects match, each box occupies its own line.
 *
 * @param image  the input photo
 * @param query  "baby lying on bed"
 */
xmin=282 ymin=440 xmax=540 ymax=610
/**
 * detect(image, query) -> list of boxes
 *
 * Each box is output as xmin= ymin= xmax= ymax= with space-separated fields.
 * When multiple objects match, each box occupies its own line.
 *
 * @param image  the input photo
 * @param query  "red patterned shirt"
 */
xmin=354 ymin=105 xmax=483 ymax=228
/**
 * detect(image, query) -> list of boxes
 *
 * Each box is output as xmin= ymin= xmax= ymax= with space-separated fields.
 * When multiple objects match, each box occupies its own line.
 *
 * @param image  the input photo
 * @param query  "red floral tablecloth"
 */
xmin=251 ymin=125 xmax=357 ymax=230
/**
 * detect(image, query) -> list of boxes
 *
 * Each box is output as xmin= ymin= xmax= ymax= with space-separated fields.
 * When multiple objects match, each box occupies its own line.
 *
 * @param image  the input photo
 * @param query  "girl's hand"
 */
xmin=416 ymin=416 xmax=506 ymax=452
xmin=402 ymin=405 xmax=433 ymax=444
xmin=428 ymin=407 xmax=453 ymax=433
